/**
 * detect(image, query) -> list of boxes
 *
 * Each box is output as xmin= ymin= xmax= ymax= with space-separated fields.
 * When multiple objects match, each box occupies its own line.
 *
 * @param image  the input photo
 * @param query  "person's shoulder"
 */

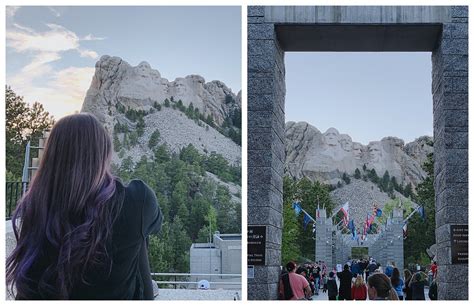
xmin=125 ymin=179 xmax=148 ymax=191
xmin=124 ymin=179 xmax=156 ymax=196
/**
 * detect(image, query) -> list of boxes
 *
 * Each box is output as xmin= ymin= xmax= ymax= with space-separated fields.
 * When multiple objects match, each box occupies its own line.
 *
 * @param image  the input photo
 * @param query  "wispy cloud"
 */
xmin=7 ymin=19 xmax=103 ymax=118
xmin=9 ymin=67 xmax=96 ymax=119
xmin=82 ymin=34 xmax=106 ymax=41
xmin=48 ymin=7 xmax=61 ymax=17
xmin=79 ymin=49 xmax=99 ymax=59
xmin=6 ymin=6 xmax=20 ymax=19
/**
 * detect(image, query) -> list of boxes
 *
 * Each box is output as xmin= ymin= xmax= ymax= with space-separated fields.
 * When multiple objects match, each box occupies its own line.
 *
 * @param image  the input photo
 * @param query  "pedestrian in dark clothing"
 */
xmin=337 ymin=264 xmax=353 ymax=300
xmin=366 ymin=260 xmax=377 ymax=281
xmin=359 ymin=260 xmax=368 ymax=278
xmin=351 ymin=261 xmax=360 ymax=277
xmin=327 ymin=272 xmax=338 ymax=300
xmin=403 ymin=269 xmax=413 ymax=300
xmin=313 ymin=266 xmax=321 ymax=295
xmin=428 ymin=279 xmax=437 ymax=300
xmin=410 ymin=272 xmax=426 ymax=300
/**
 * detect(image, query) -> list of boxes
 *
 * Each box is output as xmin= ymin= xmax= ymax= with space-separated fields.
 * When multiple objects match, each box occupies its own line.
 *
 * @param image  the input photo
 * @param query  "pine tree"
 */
xmin=382 ymin=170 xmax=390 ymax=192
xmin=354 ymin=168 xmax=361 ymax=179
xmin=342 ymin=172 xmax=351 ymax=184
xmin=404 ymin=183 xmax=413 ymax=198
xmin=404 ymin=154 xmax=435 ymax=266
xmin=6 ymin=86 xmax=54 ymax=178
xmin=148 ymin=130 xmax=160 ymax=149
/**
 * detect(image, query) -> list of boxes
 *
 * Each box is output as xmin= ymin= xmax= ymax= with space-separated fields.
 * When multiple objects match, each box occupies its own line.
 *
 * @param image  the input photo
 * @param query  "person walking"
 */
xmin=430 ymin=261 xmax=438 ymax=280
xmin=366 ymin=259 xmax=378 ymax=281
xmin=322 ymin=273 xmax=328 ymax=293
xmin=351 ymin=275 xmax=367 ymax=300
xmin=410 ymin=272 xmax=426 ymax=300
xmin=403 ymin=269 xmax=413 ymax=300
xmin=351 ymin=260 xmax=360 ymax=277
xmin=428 ymin=277 xmax=438 ymax=300
xmin=313 ymin=264 xmax=321 ymax=295
xmin=337 ymin=264 xmax=353 ymax=300
xmin=384 ymin=261 xmax=395 ymax=277
xmin=367 ymin=273 xmax=399 ymax=300
xmin=390 ymin=268 xmax=404 ymax=300
xmin=327 ymin=272 xmax=338 ymax=300
xmin=279 ymin=262 xmax=312 ymax=300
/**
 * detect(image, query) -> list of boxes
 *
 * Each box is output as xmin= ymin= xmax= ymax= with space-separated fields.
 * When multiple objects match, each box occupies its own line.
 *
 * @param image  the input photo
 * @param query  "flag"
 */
xmin=340 ymin=202 xmax=349 ymax=224
xmin=303 ymin=214 xmax=311 ymax=230
xmin=317 ymin=204 xmax=320 ymax=218
xmin=402 ymin=223 xmax=408 ymax=239
xmin=376 ymin=208 xmax=383 ymax=217
xmin=312 ymin=223 xmax=316 ymax=233
xmin=352 ymin=229 xmax=358 ymax=240
xmin=368 ymin=213 xmax=375 ymax=227
xmin=417 ymin=206 xmax=425 ymax=220
xmin=293 ymin=202 xmax=302 ymax=216
xmin=348 ymin=220 xmax=355 ymax=234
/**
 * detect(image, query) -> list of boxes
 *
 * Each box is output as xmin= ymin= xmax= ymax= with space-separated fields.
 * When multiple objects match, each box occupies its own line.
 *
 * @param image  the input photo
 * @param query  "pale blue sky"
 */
xmin=6 ymin=6 xmax=241 ymax=119
xmin=285 ymin=52 xmax=433 ymax=144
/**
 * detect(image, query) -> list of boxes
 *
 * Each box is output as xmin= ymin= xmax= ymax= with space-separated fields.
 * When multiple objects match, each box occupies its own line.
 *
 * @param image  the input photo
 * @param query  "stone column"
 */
xmin=391 ymin=209 xmax=404 ymax=270
xmin=431 ymin=6 xmax=468 ymax=300
xmin=247 ymin=6 xmax=286 ymax=300
xmin=315 ymin=210 xmax=333 ymax=267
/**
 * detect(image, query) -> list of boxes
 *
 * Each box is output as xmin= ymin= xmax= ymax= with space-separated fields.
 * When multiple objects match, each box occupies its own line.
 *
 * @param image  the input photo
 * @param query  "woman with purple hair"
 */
xmin=6 ymin=113 xmax=163 ymax=299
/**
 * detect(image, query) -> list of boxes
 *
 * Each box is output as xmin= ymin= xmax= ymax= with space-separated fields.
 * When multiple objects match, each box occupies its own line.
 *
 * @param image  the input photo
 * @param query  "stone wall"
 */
xmin=431 ymin=6 xmax=469 ymax=300
xmin=247 ymin=6 xmax=286 ymax=300
xmin=368 ymin=209 xmax=404 ymax=270
xmin=314 ymin=210 xmax=333 ymax=268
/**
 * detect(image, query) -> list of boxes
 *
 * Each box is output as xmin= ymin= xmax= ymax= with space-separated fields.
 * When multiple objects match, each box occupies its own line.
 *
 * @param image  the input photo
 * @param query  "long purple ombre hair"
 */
xmin=6 ymin=113 xmax=123 ymax=299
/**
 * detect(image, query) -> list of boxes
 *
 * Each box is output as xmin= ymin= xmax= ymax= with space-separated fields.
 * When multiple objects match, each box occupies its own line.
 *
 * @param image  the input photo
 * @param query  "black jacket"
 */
xmin=19 ymin=180 xmax=163 ymax=300
xmin=428 ymin=282 xmax=437 ymax=300
xmin=337 ymin=270 xmax=353 ymax=300
xmin=410 ymin=281 xmax=426 ymax=300
xmin=327 ymin=278 xmax=338 ymax=297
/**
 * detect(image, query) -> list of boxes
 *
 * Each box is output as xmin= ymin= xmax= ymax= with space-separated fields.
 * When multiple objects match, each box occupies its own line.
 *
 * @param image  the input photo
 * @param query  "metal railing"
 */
xmin=150 ymin=273 xmax=241 ymax=290
xmin=6 ymin=182 xmax=28 ymax=220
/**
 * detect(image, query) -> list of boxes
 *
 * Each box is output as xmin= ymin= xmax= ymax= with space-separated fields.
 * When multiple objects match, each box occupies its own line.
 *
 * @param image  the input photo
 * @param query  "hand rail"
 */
xmin=154 ymin=281 xmax=240 ymax=285
xmin=151 ymin=273 xmax=241 ymax=277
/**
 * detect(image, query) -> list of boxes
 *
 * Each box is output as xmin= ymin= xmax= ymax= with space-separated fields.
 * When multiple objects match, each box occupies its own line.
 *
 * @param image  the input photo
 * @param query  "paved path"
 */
xmin=310 ymin=279 xmax=430 ymax=301
xmin=155 ymin=289 xmax=241 ymax=300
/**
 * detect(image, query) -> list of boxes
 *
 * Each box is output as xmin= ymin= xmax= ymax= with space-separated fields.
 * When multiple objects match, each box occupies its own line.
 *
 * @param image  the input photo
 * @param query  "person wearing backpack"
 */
xmin=279 ymin=262 xmax=311 ymax=300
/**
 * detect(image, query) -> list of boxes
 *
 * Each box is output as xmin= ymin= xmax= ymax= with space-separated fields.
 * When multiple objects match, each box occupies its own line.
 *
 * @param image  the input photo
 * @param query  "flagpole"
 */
xmin=301 ymin=208 xmax=317 ymax=223
xmin=403 ymin=205 xmax=422 ymax=224
xmin=330 ymin=203 xmax=345 ymax=218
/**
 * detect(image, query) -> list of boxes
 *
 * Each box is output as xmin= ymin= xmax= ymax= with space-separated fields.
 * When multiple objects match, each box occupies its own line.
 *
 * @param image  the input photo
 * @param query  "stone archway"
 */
xmin=248 ymin=6 xmax=468 ymax=300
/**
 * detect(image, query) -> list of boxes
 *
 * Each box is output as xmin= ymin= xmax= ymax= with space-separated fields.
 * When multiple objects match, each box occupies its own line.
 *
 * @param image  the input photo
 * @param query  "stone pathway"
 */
xmin=154 ymin=289 xmax=241 ymax=300
xmin=310 ymin=279 xmax=430 ymax=301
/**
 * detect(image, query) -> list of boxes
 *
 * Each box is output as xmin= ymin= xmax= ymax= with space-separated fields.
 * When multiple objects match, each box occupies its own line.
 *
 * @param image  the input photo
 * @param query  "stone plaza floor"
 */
xmin=154 ymin=289 xmax=241 ymax=300
xmin=310 ymin=279 xmax=430 ymax=301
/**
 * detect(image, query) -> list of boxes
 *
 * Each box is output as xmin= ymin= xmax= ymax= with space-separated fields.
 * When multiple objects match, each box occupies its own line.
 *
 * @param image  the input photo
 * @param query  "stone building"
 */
xmin=189 ymin=232 xmax=241 ymax=289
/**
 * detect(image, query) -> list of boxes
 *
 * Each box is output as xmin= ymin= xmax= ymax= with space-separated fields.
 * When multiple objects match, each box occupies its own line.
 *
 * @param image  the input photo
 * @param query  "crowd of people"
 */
xmin=278 ymin=258 xmax=439 ymax=301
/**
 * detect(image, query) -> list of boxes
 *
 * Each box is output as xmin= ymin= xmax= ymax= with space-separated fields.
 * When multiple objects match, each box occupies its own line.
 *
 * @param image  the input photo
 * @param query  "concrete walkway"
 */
xmin=310 ymin=279 xmax=430 ymax=301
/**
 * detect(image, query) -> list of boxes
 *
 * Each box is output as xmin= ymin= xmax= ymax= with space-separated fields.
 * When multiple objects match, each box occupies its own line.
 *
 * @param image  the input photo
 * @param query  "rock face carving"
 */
xmin=82 ymin=55 xmax=241 ymax=132
xmin=81 ymin=55 xmax=241 ymax=166
xmin=285 ymin=121 xmax=433 ymax=186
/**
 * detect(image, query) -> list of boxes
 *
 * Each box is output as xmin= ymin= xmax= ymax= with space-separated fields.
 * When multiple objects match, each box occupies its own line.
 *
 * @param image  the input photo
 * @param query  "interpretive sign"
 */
xmin=248 ymin=225 xmax=266 ymax=265
xmin=451 ymin=224 xmax=468 ymax=264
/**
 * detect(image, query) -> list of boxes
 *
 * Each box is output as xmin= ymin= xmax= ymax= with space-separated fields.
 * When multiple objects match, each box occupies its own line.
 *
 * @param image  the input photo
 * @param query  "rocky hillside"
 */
xmin=330 ymin=179 xmax=414 ymax=226
xmin=285 ymin=121 xmax=433 ymax=187
xmin=81 ymin=55 xmax=241 ymax=167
